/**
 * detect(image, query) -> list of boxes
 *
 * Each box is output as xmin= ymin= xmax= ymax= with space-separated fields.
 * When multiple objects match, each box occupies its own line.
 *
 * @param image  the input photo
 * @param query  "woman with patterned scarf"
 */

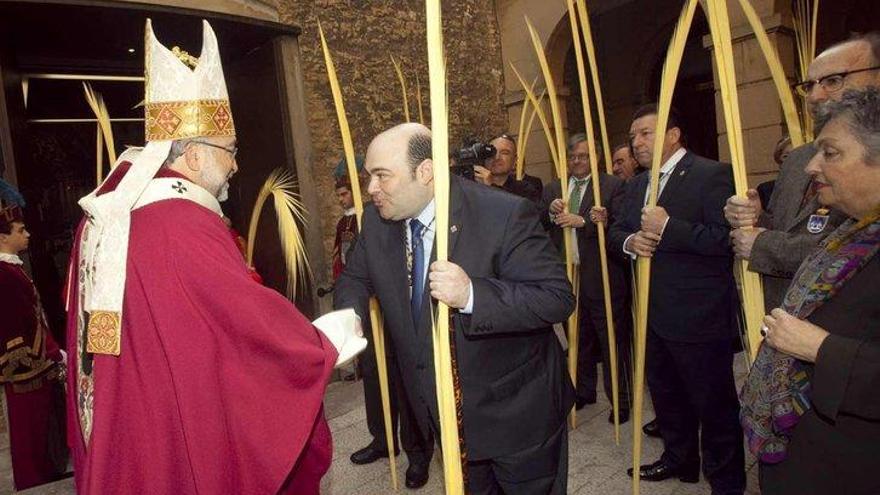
xmin=740 ymin=87 xmax=880 ymax=495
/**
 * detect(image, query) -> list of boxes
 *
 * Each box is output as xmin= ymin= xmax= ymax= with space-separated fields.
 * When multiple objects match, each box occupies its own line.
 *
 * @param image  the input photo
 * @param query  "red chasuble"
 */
xmin=0 ymin=258 xmax=65 ymax=490
xmin=65 ymin=165 xmax=337 ymax=494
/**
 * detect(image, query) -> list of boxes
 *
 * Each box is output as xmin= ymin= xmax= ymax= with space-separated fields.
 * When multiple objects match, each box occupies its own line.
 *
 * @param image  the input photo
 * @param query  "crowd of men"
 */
xmin=1 ymin=14 xmax=878 ymax=495
xmin=330 ymin=31 xmax=880 ymax=495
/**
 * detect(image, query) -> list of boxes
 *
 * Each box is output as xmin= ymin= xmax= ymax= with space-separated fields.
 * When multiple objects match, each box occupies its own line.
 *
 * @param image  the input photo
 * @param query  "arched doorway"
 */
xmin=562 ymin=6 xmax=717 ymax=161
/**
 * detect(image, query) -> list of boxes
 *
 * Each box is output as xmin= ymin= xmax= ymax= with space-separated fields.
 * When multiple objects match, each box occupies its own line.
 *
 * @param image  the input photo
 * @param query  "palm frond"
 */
xmin=517 ymin=89 xmax=545 ymax=180
xmin=735 ymin=0 xmax=806 ymax=147
xmin=83 ymin=83 xmax=118 ymax=185
xmin=391 ymin=55 xmax=411 ymax=122
xmin=246 ymin=168 xmax=311 ymax=299
xmin=632 ymin=1 xmax=700 ymax=493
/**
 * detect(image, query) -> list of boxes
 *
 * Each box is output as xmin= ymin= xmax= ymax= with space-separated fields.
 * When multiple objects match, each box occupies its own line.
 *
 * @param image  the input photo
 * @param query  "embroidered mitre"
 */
xmin=77 ymin=19 xmax=233 ymax=356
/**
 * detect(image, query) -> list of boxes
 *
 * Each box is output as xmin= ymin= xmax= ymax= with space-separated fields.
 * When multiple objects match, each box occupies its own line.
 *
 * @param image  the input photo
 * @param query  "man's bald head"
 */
xmin=368 ymin=123 xmax=432 ymax=171
xmin=365 ymin=123 xmax=435 ymax=221
xmin=807 ymin=33 xmax=880 ymax=109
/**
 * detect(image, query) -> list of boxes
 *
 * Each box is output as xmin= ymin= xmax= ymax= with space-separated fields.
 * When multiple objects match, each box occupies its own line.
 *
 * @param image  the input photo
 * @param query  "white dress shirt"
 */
xmin=405 ymin=199 xmax=474 ymax=314
xmin=566 ymin=175 xmax=591 ymax=265
xmin=623 ymin=147 xmax=687 ymax=259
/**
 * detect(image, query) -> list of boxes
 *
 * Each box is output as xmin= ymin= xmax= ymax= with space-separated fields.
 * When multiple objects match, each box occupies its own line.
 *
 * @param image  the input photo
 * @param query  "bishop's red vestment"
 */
xmin=65 ymin=165 xmax=337 ymax=494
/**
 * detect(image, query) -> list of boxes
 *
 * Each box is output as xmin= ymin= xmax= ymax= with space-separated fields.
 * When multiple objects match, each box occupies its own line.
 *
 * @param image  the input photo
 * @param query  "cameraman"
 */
xmin=474 ymin=134 xmax=542 ymax=204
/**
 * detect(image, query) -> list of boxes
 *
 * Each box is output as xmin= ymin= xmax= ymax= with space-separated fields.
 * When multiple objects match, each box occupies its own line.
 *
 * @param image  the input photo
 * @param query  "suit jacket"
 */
xmin=521 ymin=173 xmax=544 ymax=203
xmin=751 ymin=143 xmax=848 ymax=310
xmin=608 ymin=150 xmax=738 ymax=343
xmin=334 ymin=176 xmax=575 ymax=461
xmin=542 ymin=174 xmax=628 ymax=302
xmin=763 ymin=255 xmax=880 ymax=495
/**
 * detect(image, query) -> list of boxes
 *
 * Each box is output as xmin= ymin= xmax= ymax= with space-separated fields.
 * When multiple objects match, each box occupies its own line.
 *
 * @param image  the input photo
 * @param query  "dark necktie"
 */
xmin=410 ymin=219 xmax=426 ymax=327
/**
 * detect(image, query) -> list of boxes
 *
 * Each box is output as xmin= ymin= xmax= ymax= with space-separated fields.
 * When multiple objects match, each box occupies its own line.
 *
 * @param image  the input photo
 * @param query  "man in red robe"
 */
xmin=65 ymin=20 xmax=350 ymax=494
xmin=0 ymin=200 xmax=66 ymax=490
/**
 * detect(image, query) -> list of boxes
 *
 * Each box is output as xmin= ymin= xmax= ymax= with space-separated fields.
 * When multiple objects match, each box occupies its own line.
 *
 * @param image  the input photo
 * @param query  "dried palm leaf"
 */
xmin=525 ymin=15 xmax=582 ymax=429
xmin=391 ymin=55 xmax=411 ymax=122
xmin=631 ymin=1 xmax=700 ymax=493
xmin=510 ymin=63 xmax=561 ymax=173
xmin=416 ymin=73 xmax=425 ymax=125
xmin=245 ymin=168 xmax=311 ymax=299
xmin=707 ymin=0 xmax=767 ymax=365
xmin=735 ymin=0 xmax=806 ymax=147
xmin=318 ymin=21 xmax=399 ymax=489
xmin=517 ymin=89 xmax=546 ymax=180
xmin=575 ymin=0 xmax=614 ymax=174
xmin=83 ymin=83 xmax=118 ymax=185
xmin=567 ymin=0 xmax=622 ymax=442
xmin=426 ymin=1 xmax=466 ymax=493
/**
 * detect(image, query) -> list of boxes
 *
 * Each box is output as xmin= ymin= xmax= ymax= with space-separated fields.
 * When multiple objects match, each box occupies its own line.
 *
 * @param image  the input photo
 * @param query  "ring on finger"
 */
xmin=760 ymin=325 xmax=769 ymax=337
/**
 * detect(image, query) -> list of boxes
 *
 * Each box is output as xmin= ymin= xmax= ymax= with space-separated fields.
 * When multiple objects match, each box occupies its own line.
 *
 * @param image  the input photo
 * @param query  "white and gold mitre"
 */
xmin=143 ymin=19 xmax=235 ymax=142
xmin=77 ymin=19 xmax=232 ymax=357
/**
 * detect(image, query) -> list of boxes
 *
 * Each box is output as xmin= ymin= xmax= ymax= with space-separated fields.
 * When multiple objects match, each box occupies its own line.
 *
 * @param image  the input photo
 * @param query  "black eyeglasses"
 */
xmin=792 ymin=66 xmax=880 ymax=97
xmin=192 ymin=140 xmax=238 ymax=159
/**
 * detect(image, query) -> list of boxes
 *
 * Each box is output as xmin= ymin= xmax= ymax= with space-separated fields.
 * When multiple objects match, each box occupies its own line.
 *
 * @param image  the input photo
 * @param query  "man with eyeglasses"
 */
xmin=724 ymin=31 xmax=879 ymax=310
xmin=543 ymin=134 xmax=632 ymax=421
xmin=65 ymin=20 xmax=353 ymax=494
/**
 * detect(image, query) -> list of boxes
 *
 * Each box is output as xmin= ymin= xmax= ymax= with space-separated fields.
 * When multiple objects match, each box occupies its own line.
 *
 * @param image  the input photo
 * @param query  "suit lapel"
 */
xmin=414 ymin=179 xmax=465 ymax=342
xmin=787 ymin=180 xmax=819 ymax=230
xmin=579 ymin=177 xmax=594 ymax=216
xmin=657 ymin=151 xmax=692 ymax=206
xmin=379 ymin=219 xmax=413 ymax=326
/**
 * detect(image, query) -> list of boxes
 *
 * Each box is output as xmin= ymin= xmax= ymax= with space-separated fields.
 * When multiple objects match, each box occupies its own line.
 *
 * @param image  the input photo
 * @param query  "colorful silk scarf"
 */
xmin=740 ymin=208 xmax=880 ymax=463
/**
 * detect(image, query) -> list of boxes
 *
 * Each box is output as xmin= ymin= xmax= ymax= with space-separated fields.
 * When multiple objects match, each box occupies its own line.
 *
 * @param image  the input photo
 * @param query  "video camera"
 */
xmin=449 ymin=139 xmax=496 ymax=181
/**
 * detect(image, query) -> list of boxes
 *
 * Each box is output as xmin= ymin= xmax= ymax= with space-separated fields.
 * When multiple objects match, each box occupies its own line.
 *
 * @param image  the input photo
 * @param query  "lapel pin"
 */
xmin=679 ymin=169 xmax=686 ymax=176
xmin=450 ymin=225 xmax=458 ymax=233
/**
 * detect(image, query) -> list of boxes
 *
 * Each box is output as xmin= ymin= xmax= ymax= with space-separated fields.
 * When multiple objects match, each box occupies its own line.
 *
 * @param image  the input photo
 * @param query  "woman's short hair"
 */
xmin=814 ymin=87 xmax=880 ymax=164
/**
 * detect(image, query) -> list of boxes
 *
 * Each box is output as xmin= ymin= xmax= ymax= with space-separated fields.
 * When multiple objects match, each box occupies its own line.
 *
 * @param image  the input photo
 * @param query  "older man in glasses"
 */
xmin=725 ymin=31 xmax=880 ymax=310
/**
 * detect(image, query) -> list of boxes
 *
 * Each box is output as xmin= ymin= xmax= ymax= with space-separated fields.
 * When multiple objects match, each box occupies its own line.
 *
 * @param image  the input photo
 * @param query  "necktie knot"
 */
xmin=410 ymin=218 xmax=425 ymax=239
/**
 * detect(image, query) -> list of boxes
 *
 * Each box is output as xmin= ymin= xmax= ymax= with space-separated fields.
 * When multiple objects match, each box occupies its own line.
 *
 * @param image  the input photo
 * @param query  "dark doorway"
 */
xmin=0 ymin=0 xmax=313 ymax=353
xmin=562 ymin=8 xmax=717 ymax=163
xmin=644 ymin=8 xmax=718 ymax=161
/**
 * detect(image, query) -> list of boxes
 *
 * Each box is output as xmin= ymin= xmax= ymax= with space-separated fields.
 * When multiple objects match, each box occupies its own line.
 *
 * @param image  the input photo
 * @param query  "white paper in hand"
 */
xmin=312 ymin=308 xmax=368 ymax=368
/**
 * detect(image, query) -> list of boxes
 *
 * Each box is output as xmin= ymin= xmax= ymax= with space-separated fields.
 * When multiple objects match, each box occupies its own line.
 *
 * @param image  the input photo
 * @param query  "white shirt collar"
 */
xmin=407 ymin=198 xmax=436 ymax=230
xmin=659 ymin=147 xmax=687 ymax=176
xmin=0 ymin=252 xmax=23 ymax=265
xmin=569 ymin=174 xmax=591 ymax=184
xmin=343 ymin=207 xmax=356 ymax=216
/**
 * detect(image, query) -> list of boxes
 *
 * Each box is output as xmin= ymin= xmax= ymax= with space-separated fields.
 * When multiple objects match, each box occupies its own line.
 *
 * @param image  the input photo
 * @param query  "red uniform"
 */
xmin=0 ymin=256 xmax=65 ymax=490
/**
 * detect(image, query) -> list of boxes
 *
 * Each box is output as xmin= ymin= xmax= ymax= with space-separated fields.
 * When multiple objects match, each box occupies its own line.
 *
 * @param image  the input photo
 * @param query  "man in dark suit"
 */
xmin=542 ymin=133 xmax=632 ymax=423
xmin=724 ymin=32 xmax=879 ymax=309
xmin=609 ymin=105 xmax=745 ymax=495
xmin=335 ymin=123 xmax=575 ymax=494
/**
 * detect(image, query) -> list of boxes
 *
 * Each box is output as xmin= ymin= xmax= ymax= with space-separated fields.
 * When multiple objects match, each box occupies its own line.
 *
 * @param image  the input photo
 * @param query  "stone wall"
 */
xmin=277 ymin=1 xmax=508 ymax=280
